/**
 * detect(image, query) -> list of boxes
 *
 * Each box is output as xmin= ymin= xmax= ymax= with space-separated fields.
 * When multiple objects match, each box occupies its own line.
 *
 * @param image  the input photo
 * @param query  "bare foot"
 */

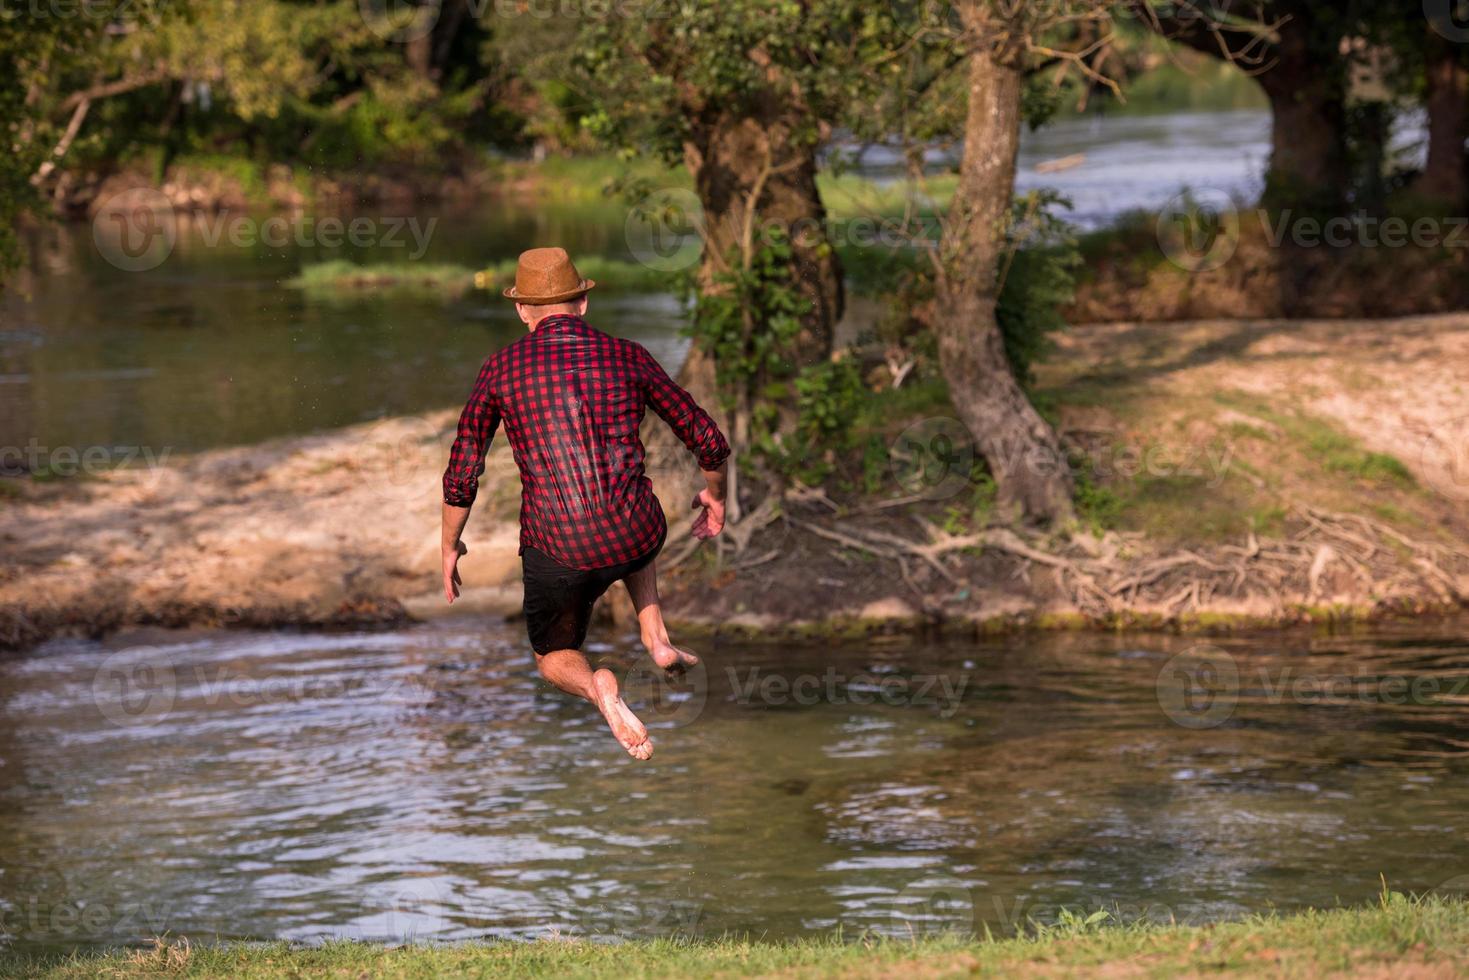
xmin=645 ymin=637 xmax=701 ymax=673
xmin=592 ymin=669 xmax=653 ymax=760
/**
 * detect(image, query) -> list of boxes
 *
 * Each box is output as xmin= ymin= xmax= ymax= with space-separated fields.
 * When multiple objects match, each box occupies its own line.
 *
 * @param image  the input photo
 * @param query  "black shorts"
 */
xmin=521 ymin=534 xmax=664 ymax=655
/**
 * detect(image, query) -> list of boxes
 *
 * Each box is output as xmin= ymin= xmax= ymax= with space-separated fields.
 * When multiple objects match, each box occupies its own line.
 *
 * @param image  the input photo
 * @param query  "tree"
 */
xmin=910 ymin=1 xmax=1132 ymax=525
xmin=1130 ymin=0 xmax=1385 ymax=210
xmin=568 ymin=3 xmax=912 ymax=452
xmin=1397 ymin=5 xmax=1469 ymax=205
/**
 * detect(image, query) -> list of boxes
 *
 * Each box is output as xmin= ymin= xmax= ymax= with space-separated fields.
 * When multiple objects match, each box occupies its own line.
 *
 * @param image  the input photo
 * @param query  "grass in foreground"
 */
xmin=7 ymin=893 xmax=1469 ymax=979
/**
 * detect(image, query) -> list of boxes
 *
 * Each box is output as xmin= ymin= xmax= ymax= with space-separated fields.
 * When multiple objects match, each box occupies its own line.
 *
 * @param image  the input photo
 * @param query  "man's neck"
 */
xmin=529 ymin=311 xmax=580 ymax=332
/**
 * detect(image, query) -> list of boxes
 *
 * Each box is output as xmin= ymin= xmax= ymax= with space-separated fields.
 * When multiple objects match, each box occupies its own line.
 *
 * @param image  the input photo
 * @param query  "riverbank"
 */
xmin=6 ymin=894 xmax=1469 ymax=978
xmin=2 ymin=313 xmax=1467 ymax=652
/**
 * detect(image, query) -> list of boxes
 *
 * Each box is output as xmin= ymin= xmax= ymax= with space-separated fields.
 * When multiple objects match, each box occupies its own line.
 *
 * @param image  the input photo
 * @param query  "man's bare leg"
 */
xmin=535 ymin=649 xmax=652 ymax=760
xmin=624 ymin=560 xmax=699 ymax=672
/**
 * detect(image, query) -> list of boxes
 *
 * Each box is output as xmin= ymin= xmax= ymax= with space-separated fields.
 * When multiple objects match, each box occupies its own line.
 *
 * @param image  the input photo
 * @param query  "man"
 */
xmin=440 ymin=247 xmax=730 ymax=761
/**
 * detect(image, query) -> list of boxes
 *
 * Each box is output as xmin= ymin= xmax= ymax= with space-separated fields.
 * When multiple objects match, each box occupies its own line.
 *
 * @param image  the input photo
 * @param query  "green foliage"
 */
xmin=997 ymin=191 xmax=1083 ymax=385
xmin=1072 ymin=462 xmax=1123 ymax=534
xmin=690 ymin=232 xmax=871 ymax=482
xmin=786 ymin=358 xmax=868 ymax=482
xmin=569 ymin=3 xmax=921 ymax=165
xmin=690 ymin=231 xmax=810 ymax=402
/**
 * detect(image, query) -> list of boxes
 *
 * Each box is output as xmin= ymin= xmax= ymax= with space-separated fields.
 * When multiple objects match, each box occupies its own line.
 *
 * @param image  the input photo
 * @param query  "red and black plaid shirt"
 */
xmin=443 ymin=314 xmax=730 ymax=570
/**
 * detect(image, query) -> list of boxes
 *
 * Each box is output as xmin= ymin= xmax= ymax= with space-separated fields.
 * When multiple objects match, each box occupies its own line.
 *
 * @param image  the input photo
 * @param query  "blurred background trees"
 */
xmin=3 ymin=0 xmax=1468 ymax=524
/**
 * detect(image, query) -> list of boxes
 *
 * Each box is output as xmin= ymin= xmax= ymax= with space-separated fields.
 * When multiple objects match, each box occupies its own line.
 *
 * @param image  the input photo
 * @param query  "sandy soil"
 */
xmin=2 ymin=314 xmax=1468 ymax=651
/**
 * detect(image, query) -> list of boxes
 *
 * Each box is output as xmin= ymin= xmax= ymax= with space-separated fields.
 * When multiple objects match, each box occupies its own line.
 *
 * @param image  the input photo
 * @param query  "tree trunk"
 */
xmin=1256 ymin=17 xmax=1349 ymax=210
xmin=1418 ymin=34 xmax=1469 ymax=205
xmin=935 ymin=15 xmax=1074 ymax=526
xmin=679 ymin=110 xmax=843 ymax=437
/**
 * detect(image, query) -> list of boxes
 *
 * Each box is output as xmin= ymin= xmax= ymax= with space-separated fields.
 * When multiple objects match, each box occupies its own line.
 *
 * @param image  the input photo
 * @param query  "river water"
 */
xmin=2 ymin=108 xmax=1289 ymax=458
xmin=3 ymin=618 xmax=1469 ymax=951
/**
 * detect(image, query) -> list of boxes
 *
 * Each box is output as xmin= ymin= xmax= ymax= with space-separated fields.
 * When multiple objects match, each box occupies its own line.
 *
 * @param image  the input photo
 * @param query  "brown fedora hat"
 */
xmin=501 ymin=247 xmax=596 ymax=304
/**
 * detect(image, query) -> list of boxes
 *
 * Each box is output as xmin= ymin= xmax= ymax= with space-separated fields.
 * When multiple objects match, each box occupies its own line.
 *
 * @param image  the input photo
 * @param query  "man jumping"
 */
xmin=440 ymin=247 xmax=730 ymax=761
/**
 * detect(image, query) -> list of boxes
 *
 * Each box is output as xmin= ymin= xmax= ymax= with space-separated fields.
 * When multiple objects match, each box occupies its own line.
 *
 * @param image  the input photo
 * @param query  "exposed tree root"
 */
xmin=768 ymin=495 xmax=1469 ymax=621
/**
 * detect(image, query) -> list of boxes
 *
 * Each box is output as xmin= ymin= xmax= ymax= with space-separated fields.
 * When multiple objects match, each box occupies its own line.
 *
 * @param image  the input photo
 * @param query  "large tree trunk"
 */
xmin=679 ymin=110 xmax=843 ymax=439
xmin=1256 ymin=15 xmax=1349 ymax=210
xmin=1417 ymin=33 xmax=1469 ymax=205
xmin=936 ymin=15 xmax=1074 ymax=526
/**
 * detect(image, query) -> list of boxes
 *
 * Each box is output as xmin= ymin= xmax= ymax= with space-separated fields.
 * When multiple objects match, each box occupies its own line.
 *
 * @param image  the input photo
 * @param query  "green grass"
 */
xmin=8 ymin=893 xmax=1469 ymax=978
xmin=1213 ymin=393 xmax=1416 ymax=490
xmin=287 ymin=260 xmax=479 ymax=294
xmin=288 ymin=257 xmax=680 ymax=297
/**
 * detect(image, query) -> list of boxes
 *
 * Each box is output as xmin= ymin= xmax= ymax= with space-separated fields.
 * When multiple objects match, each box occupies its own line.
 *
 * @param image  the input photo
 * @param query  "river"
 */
xmin=3 ymin=618 xmax=1469 ymax=951
xmin=1 ymin=108 xmax=1295 ymax=457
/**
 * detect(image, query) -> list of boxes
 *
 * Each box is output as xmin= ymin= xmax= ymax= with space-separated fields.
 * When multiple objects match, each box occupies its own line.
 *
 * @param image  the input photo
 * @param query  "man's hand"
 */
xmin=443 ymin=539 xmax=467 ymax=604
xmin=691 ymin=488 xmax=725 ymax=540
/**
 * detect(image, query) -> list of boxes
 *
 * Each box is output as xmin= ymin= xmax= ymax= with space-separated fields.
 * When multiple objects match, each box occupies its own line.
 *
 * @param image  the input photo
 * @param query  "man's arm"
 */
xmin=638 ymin=346 xmax=732 ymax=538
xmin=441 ymin=502 xmax=471 ymax=603
xmin=441 ymin=365 xmax=501 ymax=603
xmin=691 ymin=461 xmax=727 ymax=540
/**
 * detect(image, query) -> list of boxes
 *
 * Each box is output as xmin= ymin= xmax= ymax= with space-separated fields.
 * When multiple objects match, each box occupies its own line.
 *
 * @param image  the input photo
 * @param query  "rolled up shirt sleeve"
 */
xmin=637 ymin=344 xmax=730 ymax=471
xmin=442 ymin=361 xmax=501 ymax=507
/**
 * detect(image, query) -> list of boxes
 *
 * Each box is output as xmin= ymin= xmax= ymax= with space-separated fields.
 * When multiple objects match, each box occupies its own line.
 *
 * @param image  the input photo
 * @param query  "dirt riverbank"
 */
xmin=3 ymin=314 xmax=1468 ymax=652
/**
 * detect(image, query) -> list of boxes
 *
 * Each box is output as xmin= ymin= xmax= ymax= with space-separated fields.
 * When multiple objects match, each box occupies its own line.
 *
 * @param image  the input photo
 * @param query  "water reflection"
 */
xmin=2 ymin=618 xmax=1468 ymax=951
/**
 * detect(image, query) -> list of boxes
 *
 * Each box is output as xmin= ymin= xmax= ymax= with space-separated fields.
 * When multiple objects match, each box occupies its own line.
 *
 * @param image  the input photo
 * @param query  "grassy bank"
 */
xmin=8 ymin=895 xmax=1469 ymax=978
xmin=287 ymin=256 xmax=676 ymax=297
